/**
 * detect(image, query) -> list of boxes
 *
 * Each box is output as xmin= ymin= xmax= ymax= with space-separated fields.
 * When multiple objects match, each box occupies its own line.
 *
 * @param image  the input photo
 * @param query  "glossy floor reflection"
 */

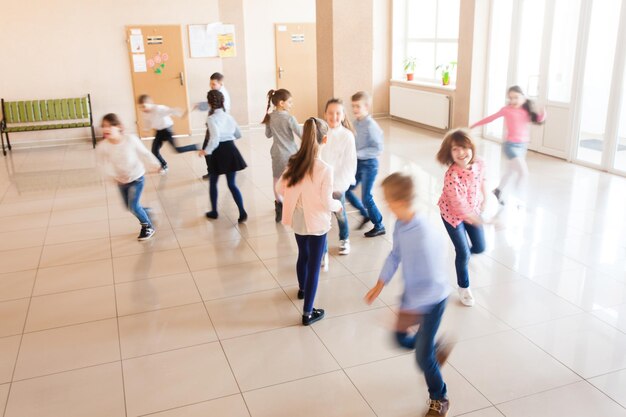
xmin=0 ymin=119 xmax=625 ymax=416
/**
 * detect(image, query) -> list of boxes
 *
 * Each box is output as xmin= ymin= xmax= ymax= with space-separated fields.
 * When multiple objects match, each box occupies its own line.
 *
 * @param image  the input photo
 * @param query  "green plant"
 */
xmin=436 ymin=61 xmax=457 ymax=85
xmin=403 ymin=56 xmax=417 ymax=74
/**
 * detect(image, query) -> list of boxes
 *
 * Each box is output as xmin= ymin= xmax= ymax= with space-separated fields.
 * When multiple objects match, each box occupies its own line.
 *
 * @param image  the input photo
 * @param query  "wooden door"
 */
xmin=126 ymin=25 xmax=190 ymax=136
xmin=275 ymin=23 xmax=317 ymax=122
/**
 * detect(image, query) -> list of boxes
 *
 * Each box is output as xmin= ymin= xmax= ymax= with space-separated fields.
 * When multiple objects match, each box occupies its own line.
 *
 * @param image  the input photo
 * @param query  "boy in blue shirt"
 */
xmin=347 ymin=91 xmax=385 ymax=237
xmin=365 ymin=172 xmax=452 ymax=417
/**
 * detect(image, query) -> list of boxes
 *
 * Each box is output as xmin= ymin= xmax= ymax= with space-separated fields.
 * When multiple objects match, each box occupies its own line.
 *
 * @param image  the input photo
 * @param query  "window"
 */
xmin=403 ymin=0 xmax=460 ymax=83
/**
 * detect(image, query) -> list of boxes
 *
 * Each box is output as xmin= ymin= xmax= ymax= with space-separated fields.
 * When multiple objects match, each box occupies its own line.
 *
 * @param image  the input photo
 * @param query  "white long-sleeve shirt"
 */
xmin=320 ymin=125 xmax=358 ymax=193
xmin=141 ymin=105 xmax=182 ymax=131
xmin=203 ymin=109 xmax=242 ymax=155
xmin=96 ymin=134 xmax=161 ymax=184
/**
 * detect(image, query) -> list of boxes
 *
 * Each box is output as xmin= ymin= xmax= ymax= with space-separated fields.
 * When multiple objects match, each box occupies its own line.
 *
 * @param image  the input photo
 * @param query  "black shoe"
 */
xmin=357 ymin=217 xmax=370 ymax=230
xmin=138 ymin=224 xmax=155 ymax=241
xmin=202 ymin=174 xmax=210 ymax=180
xmin=302 ymin=308 xmax=325 ymax=326
xmin=364 ymin=226 xmax=386 ymax=238
xmin=205 ymin=211 xmax=218 ymax=219
xmin=492 ymin=188 xmax=505 ymax=205
xmin=275 ymin=201 xmax=283 ymax=223
xmin=297 ymin=289 xmax=305 ymax=300
xmin=238 ymin=212 xmax=248 ymax=223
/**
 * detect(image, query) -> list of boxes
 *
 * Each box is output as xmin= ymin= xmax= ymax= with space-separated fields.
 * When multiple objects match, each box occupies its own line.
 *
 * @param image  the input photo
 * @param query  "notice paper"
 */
xmin=132 ymin=54 xmax=147 ymax=72
xmin=130 ymin=34 xmax=144 ymax=53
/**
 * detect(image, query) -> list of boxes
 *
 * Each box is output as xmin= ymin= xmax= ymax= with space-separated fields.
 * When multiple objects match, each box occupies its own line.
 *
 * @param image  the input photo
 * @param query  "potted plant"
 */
xmin=436 ymin=61 xmax=457 ymax=85
xmin=403 ymin=57 xmax=416 ymax=81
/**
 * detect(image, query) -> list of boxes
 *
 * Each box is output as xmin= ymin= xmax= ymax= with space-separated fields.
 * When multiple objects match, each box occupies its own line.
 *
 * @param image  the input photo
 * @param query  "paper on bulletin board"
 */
xmin=217 ymin=25 xmax=236 ymax=58
xmin=189 ymin=23 xmax=222 ymax=57
xmin=130 ymin=34 xmax=144 ymax=53
xmin=132 ymin=54 xmax=147 ymax=72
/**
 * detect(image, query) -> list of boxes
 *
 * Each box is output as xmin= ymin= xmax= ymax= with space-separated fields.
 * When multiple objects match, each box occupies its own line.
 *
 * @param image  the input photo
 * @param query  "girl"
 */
xmin=199 ymin=90 xmax=248 ymax=223
xmin=471 ymin=85 xmax=545 ymax=205
xmin=320 ymin=98 xmax=357 ymax=269
xmin=436 ymin=129 xmax=486 ymax=307
xmin=96 ymin=113 xmax=161 ymax=240
xmin=262 ymin=89 xmax=303 ymax=222
xmin=276 ymin=118 xmax=342 ymax=326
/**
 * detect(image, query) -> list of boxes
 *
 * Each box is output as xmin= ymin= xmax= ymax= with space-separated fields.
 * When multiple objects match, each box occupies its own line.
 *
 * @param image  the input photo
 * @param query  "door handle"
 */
xmin=179 ymin=72 xmax=184 ymax=86
xmin=278 ymin=66 xmax=284 ymax=79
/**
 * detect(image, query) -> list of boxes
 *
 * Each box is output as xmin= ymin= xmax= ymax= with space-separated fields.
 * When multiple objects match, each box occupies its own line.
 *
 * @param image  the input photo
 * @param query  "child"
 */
xmin=365 ymin=173 xmax=451 ymax=417
xmin=436 ymin=129 xmax=486 ymax=307
xmin=194 ymin=72 xmax=231 ymax=180
xmin=345 ymin=91 xmax=385 ymax=237
xmin=262 ymin=89 xmax=303 ymax=222
xmin=138 ymin=95 xmax=197 ymax=173
xmin=96 ymin=113 xmax=161 ymax=240
xmin=276 ymin=117 xmax=342 ymax=326
xmin=320 ymin=98 xmax=357 ymax=267
xmin=199 ymin=90 xmax=248 ymax=223
xmin=470 ymin=85 xmax=545 ymax=205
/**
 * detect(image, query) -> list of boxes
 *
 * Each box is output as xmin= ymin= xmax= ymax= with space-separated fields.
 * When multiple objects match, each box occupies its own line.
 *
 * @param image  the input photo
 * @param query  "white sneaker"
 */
xmin=321 ymin=252 xmax=329 ymax=272
xmin=338 ymin=239 xmax=351 ymax=255
xmin=458 ymin=287 xmax=475 ymax=307
xmin=159 ymin=166 xmax=169 ymax=175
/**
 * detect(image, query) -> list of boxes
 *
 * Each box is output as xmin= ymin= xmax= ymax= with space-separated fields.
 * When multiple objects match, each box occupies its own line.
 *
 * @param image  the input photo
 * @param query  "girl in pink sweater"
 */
xmin=276 ymin=117 xmax=342 ymax=326
xmin=437 ymin=129 xmax=486 ymax=307
xmin=471 ymin=85 xmax=545 ymax=205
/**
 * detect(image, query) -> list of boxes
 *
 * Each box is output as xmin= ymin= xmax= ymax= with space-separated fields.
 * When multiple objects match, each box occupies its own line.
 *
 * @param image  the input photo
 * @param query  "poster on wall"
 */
xmin=189 ymin=23 xmax=221 ymax=57
xmin=217 ymin=27 xmax=236 ymax=58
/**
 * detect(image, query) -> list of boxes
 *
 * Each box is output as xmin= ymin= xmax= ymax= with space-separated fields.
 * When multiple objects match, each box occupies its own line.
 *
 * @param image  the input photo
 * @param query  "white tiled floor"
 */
xmin=0 ymin=119 xmax=626 ymax=416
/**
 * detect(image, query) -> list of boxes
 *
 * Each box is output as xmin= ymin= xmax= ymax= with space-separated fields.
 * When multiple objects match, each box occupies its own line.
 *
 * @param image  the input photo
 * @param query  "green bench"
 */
xmin=0 ymin=94 xmax=96 ymax=155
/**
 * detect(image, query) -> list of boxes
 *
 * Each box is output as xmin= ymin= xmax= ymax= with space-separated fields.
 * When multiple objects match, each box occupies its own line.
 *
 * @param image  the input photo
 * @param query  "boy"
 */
xmin=138 ymin=95 xmax=196 ymax=174
xmin=195 ymin=72 xmax=231 ymax=179
xmin=346 ymin=91 xmax=385 ymax=237
xmin=365 ymin=173 xmax=452 ymax=417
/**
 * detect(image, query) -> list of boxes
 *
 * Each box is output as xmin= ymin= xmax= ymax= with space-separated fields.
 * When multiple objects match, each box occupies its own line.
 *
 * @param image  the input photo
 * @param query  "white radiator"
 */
xmin=390 ymin=86 xmax=450 ymax=130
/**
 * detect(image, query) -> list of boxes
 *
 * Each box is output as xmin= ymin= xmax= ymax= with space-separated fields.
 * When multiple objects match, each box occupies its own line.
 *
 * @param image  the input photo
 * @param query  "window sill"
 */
xmin=390 ymin=79 xmax=456 ymax=92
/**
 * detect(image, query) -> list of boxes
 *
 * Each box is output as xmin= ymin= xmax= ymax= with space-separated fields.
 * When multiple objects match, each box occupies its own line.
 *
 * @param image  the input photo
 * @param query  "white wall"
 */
xmin=0 ymin=0 xmax=222 ymax=138
xmin=242 ymin=0 xmax=316 ymax=125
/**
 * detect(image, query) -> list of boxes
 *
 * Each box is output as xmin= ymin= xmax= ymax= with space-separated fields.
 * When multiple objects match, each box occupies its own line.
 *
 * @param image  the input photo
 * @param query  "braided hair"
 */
xmin=207 ymin=90 xmax=225 ymax=115
xmin=261 ymin=89 xmax=292 ymax=124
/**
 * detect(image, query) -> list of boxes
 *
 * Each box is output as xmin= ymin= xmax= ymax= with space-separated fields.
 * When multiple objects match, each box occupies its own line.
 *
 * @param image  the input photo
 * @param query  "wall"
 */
xmin=372 ymin=0 xmax=392 ymax=117
xmin=243 ymin=0 xmax=316 ymax=124
xmin=0 ymin=0 xmax=222 ymax=138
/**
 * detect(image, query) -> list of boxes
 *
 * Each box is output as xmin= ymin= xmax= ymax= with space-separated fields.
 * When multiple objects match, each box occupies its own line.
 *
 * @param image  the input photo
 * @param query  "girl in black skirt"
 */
xmin=199 ymin=90 xmax=248 ymax=223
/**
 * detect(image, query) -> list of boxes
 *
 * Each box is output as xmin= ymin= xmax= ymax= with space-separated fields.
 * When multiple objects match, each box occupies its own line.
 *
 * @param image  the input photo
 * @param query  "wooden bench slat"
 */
xmin=32 ymin=101 xmax=42 ymax=122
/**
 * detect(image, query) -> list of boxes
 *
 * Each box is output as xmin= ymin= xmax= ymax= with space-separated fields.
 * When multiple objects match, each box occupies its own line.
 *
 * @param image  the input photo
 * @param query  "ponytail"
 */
xmin=508 ymin=85 xmax=543 ymax=125
xmin=261 ymin=89 xmax=275 ymax=125
xmin=282 ymin=117 xmax=328 ymax=187
xmin=261 ymin=88 xmax=293 ymax=125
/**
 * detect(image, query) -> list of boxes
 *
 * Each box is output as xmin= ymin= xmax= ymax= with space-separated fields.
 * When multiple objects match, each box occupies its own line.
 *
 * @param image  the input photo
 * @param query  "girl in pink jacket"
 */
xmin=471 ymin=85 xmax=545 ymax=205
xmin=276 ymin=117 xmax=342 ymax=326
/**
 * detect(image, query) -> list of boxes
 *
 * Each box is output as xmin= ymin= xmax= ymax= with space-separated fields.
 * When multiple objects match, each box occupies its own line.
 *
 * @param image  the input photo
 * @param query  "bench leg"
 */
xmin=1 ymin=132 xmax=5 ymax=156
xmin=6 ymin=132 xmax=11 ymax=150
xmin=90 ymin=125 xmax=96 ymax=149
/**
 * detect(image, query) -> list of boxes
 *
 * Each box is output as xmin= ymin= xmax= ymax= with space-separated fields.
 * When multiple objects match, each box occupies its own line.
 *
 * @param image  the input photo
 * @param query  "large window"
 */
xmin=403 ymin=0 xmax=460 ymax=83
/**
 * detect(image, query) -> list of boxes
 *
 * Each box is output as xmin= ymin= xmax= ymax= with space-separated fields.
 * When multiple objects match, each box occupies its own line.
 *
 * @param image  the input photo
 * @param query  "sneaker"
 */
xmin=338 ymin=239 xmax=351 ymax=255
xmin=205 ymin=211 xmax=218 ymax=219
xmin=357 ymin=217 xmax=370 ymax=230
xmin=297 ymin=289 xmax=305 ymax=300
xmin=492 ymin=188 xmax=504 ymax=205
xmin=321 ymin=252 xmax=329 ymax=272
xmin=137 ymin=224 xmax=155 ymax=241
xmin=302 ymin=308 xmax=325 ymax=326
xmin=202 ymin=173 xmax=210 ymax=180
xmin=159 ymin=166 xmax=169 ymax=175
xmin=424 ymin=398 xmax=450 ymax=416
xmin=274 ymin=201 xmax=283 ymax=223
xmin=364 ymin=226 xmax=386 ymax=238
xmin=458 ymin=287 xmax=475 ymax=307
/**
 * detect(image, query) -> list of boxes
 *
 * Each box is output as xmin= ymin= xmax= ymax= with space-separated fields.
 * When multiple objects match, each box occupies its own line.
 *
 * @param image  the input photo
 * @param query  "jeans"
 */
xmin=345 ymin=158 xmax=383 ymax=228
xmin=152 ymin=128 xmax=198 ymax=168
xmin=295 ymin=233 xmax=327 ymax=314
xmin=324 ymin=193 xmax=349 ymax=254
xmin=442 ymin=217 xmax=485 ymax=288
xmin=118 ymin=176 xmax=151 ymax=226
xmin=393 ymin=298 xmax=448 ymax=401
xmin=209 ymin=172 xmax=246 ymax=216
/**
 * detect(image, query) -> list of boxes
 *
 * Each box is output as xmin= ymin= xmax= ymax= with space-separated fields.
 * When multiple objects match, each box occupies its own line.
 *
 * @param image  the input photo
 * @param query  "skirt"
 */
xmin=503 ymin=141 xmax=528 ymax=160
xmin=208 ymin=140 xmax=247 ymax=175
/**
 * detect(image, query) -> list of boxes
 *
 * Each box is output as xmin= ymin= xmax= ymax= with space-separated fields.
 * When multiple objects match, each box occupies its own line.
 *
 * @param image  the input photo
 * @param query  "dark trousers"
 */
xmin=295 ymin=233 xmax=327 ymax=314
xmin=151 ymin=128 xmax=198 ymax=168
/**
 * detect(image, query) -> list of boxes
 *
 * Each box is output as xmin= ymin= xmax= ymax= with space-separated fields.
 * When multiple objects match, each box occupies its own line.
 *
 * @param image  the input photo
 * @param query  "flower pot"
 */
xmin=406 ymin=73 xmax=414 ymax=81
xmin=442 ymin=72 xmax=450 ymax=85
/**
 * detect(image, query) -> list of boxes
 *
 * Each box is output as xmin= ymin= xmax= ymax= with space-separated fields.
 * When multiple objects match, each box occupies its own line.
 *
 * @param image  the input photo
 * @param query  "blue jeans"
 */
xmin=152 ymin=128 xmax=198 ymax=168
xmin=345 ymin=158 xmax=383 ymax=228
xmin=394 ymin=298 xmax=448 ymax=401
xmin=295 ymin=233 xmax=327 ymax=314
xmin=323 ymin=193 xmax=349 ymax=254
xmin=442 ymin=217 xmax=485 ymax=288
xmin=209 ymin=172 xmax=246 ymax=217
xmin=118 ymin=176 xmax=151 ymax=226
